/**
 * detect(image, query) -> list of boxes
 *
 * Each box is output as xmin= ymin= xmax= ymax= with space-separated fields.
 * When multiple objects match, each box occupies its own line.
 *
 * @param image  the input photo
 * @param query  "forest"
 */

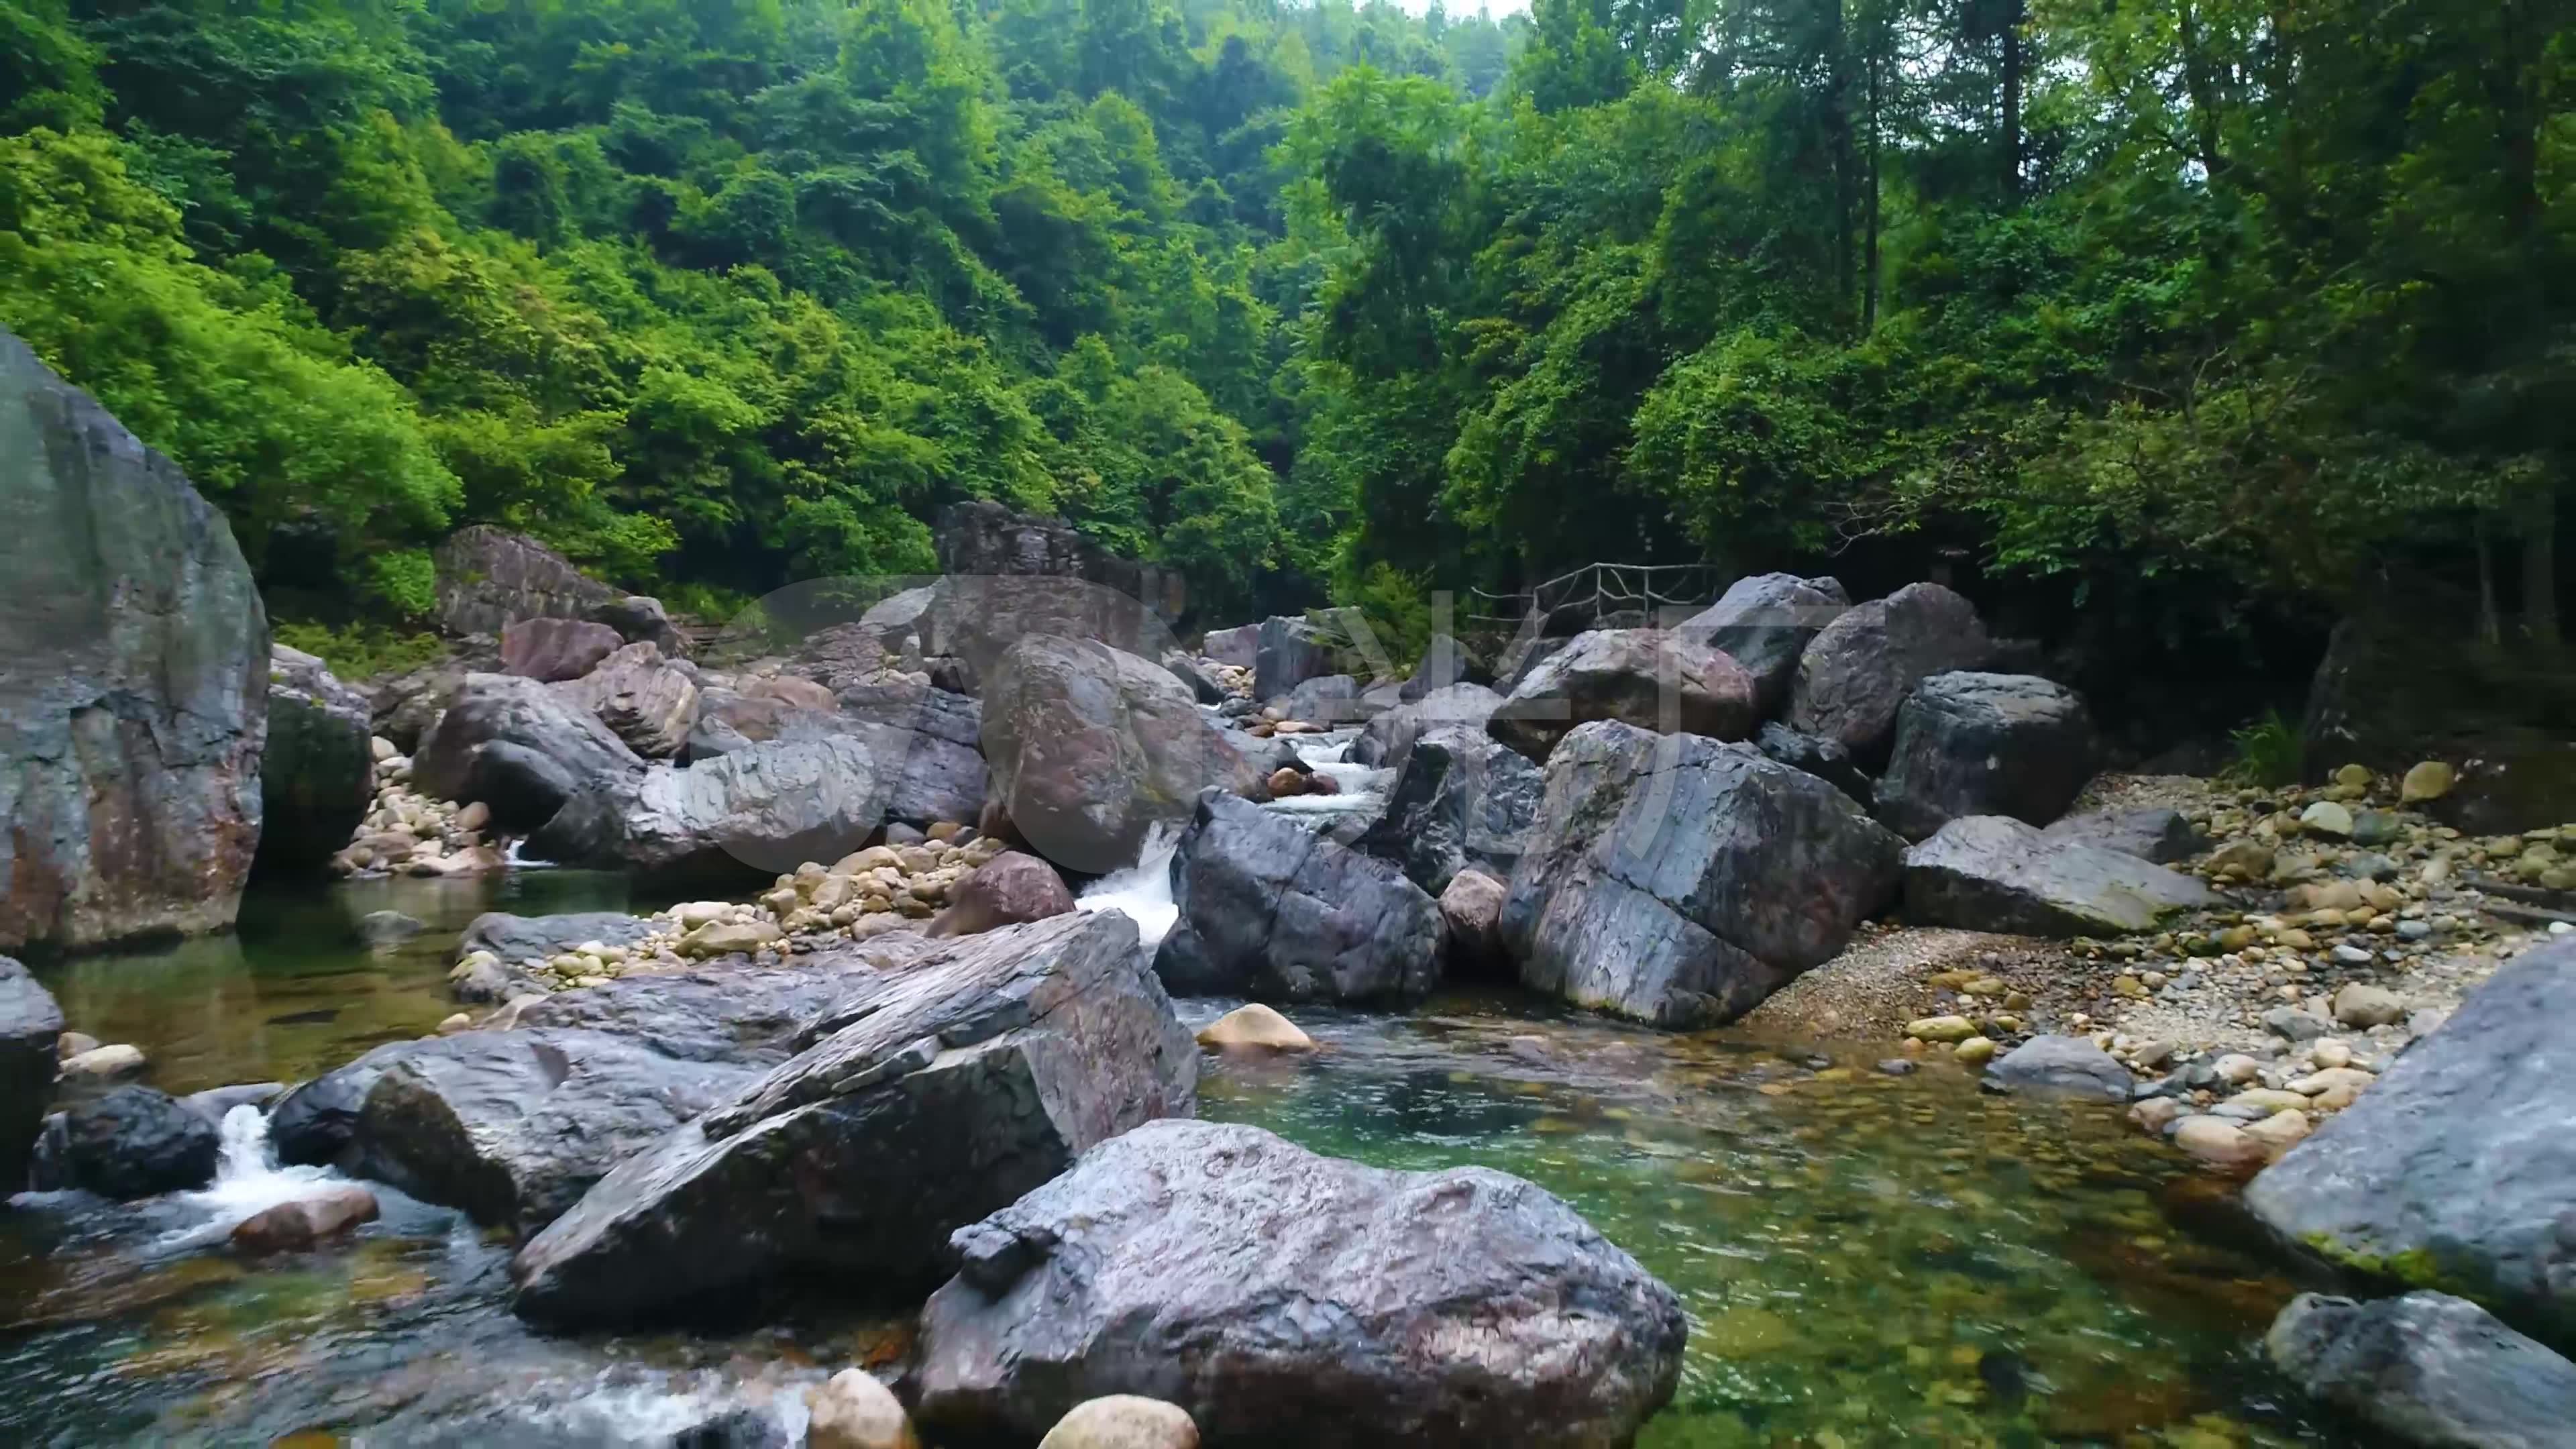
xmin=3 ymin=0 xmax=2569 ymax=712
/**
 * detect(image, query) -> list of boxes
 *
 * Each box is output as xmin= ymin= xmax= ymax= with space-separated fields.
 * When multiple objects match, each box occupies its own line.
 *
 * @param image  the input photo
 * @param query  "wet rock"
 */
xmin=912 ymin=1118 xmax=1686 ymax=1449
xmin=1348 ymin=682 xmax=1503 ymax=773
xmin=1488 ymin=629 xmax=1758 ymax=762
xmin=0 ymin=327 xmax=266 ymax=953
xmin=928 ymin=851 xmax=1074 ymax=938
xmin=1753 ymin=722 xmax=1874 ymax=806
xmin=2245 ymin=944 xmax=2576 ymax=1345
xmin=510 ymin=912 xmax=1197 ymax=1327
xmin=1354 ymin=727 xmax=1543 ymax=895
xmin=433 ymin=525 xmax=617 ymax=639
xmin=179 ymin=1081 xmax=284 ymax=1124
xmin=2267 ymin=1291 xmax=2576 ymax=1448
xmin=553 ymin=641 xmax=700 ymax=758
xmin=1982 ymin=1035 xmax=2132 ymax=1102
xmin=53 ymin=1085 xmax=220 ymax=1198
xmin=1252 ymin=616 xmax=1337 ymax=704
xmin=983 ymin=636 xmax=1255 ymax=875
xmin=1503 ymin=721 xmax=1904 ymax=1027
xmin=1156 ymin=793 xmax=1442 ymax=1004
xmin=1875 ymin=674 xmax=2096 ymax=841
xmin=259 ymin=646 xmax=376 ymax=875
xmin=412 ymin=674 xmax=645 ymax=828
xmin=458 ymin=912 xmax=656 ymax=970
xmin=673 ymin=1409 xmax=790 ymax=1449
xmin=231 ymin=1184 xmax=380 ymax=1253
xmin=806 ymin=1369 xmax=918 ymax=1449
xmin=0 ymin=957 xmax=65 ymax=1190
xmin=358 ymin=910 xmax=423 ymax=947
xmin=2171 ymin=1116 xmax=2267 ymax=1172
xmin=1194 ymin=1004 xmax=1314 ymax=1051
xmin=1786 ymin=582 xmax=1992 ymax=765
xmin=500 ymin=616 xmax=625 ymax=684
xmin=1039 ymin=1397 xmax=1199 ymax=1449
xmin=535 ymin=735 xmax=892 ymax=884
xmin=2042 ymin=807 xmax=2208 ymax=864
xmin=1902 ymin=815 xmax=2212 ymax=936
xmin=1677 ymin=572 xmax=1849 ymax=714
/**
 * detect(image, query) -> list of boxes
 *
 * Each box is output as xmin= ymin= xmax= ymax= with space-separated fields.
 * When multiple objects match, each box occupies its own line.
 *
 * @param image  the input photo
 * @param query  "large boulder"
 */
xmin=1503 ymin=722 xmax=1905 ymax=1027
xmin=552 ymin=641 xmax=700 ymax=758
xmin=1252 ymin=616 xmax=1337 ymax=704
xmin=911 ymin=1119 xmax=1687 ymax=1449
xmin=1980 ymin=1035 xmax=2131 ymax=1102
xmin=1753 ymin=721 xmax=1874 ymax=806
xmin=49 ymin=1085 xmax=220 ymax=1199
xmin=1678 ymin=572 xmax=1849 ymax=714
xmin=0 ymin=958 xmax=65 ymax=1191
xmin=585 ymin=594 xmax=689 ymax=657
xmin=2245 ymin=945 xmax=2576 ymax=1348
xmin=1873 ymin=673 xmax=2097 ymax=841
xmin=509 ymin=912 xmax=1198 ymax=1327
xmin=982 ymin=636 xmax=1254 ymax=875
xmin=1786 ymin=582 xmax=1992 ymax=764
xmin=432 ymin=525 xmax=616 ymax=638
xmin=1155 ymin=792 xmax=1443 ymax=1003
xmin=412 ymin=673 xmax=643 ymax=828
xmin=1199 ymin=624 xmax=1257 ymax=670
xmin=928 ymin=851 xmax=1075 ymax=938
xmin=507 ymin=950 xmax=917 ymax=1066
xmin=837 ymin=674 xmax=987 ymax=828
xmin=2266 ymin=1292 xmax=2576 ymax=1448
xmin=1488 ymin=629 xmax=1757 ymax=763
xmin=0 ymin=327 xmax=266 ymax=953
xmin=500 ymin=616 xmax=625 ymax=684
xmin=1348 ymin=682 xmax=1503 ymax=772
xmin=1355 ymin=727 xmax=1543 ymax=895
xmin=1902 ymin=815 xmax=2212 ymax=935
xmin=256 ymin=645 xmax=374 ymax=875
xmin=533 ymin=735 xmax=892 ymax=885
xmin=1280 ymin=673 xmax=1360 ymax=725
xmin=2041 ymin=806 xmax=2207 ymax=864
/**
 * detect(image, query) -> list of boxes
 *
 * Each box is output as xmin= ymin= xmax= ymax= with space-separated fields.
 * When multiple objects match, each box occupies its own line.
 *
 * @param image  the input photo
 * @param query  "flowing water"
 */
xmin=0 ymin=877 xmax=2330 ymax=1446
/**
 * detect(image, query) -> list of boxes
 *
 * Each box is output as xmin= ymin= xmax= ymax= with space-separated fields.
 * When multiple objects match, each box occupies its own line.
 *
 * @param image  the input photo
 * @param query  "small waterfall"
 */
xmin=1076 ymin=820 xmax=1183 ymax=953
xmin=154 ymin=1105 xmax=339 ymax=1251
xmin=502 ymin=837 xmax=554 ymax=869
xmin=1265 ymin=735 xmax=1388 ymax=818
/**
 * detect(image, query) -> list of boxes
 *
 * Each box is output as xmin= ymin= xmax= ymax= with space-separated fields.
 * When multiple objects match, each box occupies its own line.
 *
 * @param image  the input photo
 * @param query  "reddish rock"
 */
xmin=231 ymin=1185 xmax=380 ymax=1253
xmin=500 ymin=618 xmax=624 ymax=684
xmin=930 ymin=852 xmax=1076 ymax=938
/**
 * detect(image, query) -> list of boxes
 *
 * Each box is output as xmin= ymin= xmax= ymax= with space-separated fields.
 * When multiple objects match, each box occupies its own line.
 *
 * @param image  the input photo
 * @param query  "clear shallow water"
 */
xmin=0 ymin=881 xmax=2327 ymax=1446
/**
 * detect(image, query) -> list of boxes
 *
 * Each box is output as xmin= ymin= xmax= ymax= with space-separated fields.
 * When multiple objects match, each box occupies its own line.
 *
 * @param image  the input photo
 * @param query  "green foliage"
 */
xmin=2223 ymin=710 xmax=2306 ymax=789
xmin=272 ymin=620 xmax=449 ymax=679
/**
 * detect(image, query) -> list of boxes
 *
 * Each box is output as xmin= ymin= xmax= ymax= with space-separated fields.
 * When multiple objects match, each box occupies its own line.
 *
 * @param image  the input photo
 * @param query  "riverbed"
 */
xmin=1 ymin=875 xmax=2329 ymax=1446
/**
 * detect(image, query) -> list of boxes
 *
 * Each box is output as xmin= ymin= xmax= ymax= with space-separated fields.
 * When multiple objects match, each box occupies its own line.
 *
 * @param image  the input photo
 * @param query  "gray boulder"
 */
xmin=533 ymin=735 xmax=892 ymax=884
xmin=1489 ymin=629 xmax=1758 ymax=763
xmin=1397 ymin=632 xmax=1489 ymax=700
xmin=0 ymin=957 xmax=65 ymax=1191
xmin=552 ymin=641 xmax=700 ymax=758
xmin=982 ymin=636 xmax=1254 ymax=875
xmin=1503 ymin=722 xmax=1905 ymax=1027
xmin=1348 ymin=682 xmax=1503 ymax=772
xmin=0 ymin=327 xmax=266 ymax=953
xmin=1280 ymin=672 xmax=1360 ymax=724
xmin=1356 ymin=727 xmax=1543 ymax=895
xmin=585 ymin=594 xmax=689 ymax=657
xmin=836 ymin=674 xmax=987 ymax=828
xmin=1754 ymin=721 xmax=1874 ymax=806
xmin=1199 ymin=623 xmax=1258 ymax=670
xmin=1787 ymin=582 xmax=1992 ymax=764
xmin=1902 ymin=815 xmax=2212 ymax=936
xmin=912 ymin=1118 xmax=1687 ymax=1449
xmin=412 ymin=673 xmax=644 ymax=824
xmin=1874 ymin=673 xmax=2097 ymax=841
xmin=258 ymin=645 xmax=374 ymax=875
xmin=2267 ymin=1292 xmax=2576 ymax=1448
xmin=506 ymin=950 xmax=917 ymax=1065
xmin=1678 ymin=572 xmax=1849 ymax=714
xmin=1981 ymin=1035 xmax=2131 ymax=1102
xmin=2042 ymin=806 xmax=2208 ymax=864
xmin=509 ymin=912 xmax=1197 ymax=1326
xmin=1156 ymin=792 xmax=1444 ymax=1003
xmin=2245 ymin=945 xmax=2576 ymax=1347
xmin=51 ymin=1085 xmax=220 ymax=1199
xmin=1252 ymin=616 xmax=1337 ymax=703
xmin=456 ymin=912 xmax=656 ymax=970
xmin=433 ymin=525 xmax=616 ymax=638
xmin=501 ymin=616 xmax=625 ymax=684
xmin=935 ymin=499 xmax=1185 ymax=629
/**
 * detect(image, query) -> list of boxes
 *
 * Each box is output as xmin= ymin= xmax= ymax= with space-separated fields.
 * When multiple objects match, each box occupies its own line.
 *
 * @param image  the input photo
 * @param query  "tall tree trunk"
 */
xmin=2476 ymin=519 xmax=2504 ymax=648
xmin=1999 ymin=0 xmax=2024 ymax=199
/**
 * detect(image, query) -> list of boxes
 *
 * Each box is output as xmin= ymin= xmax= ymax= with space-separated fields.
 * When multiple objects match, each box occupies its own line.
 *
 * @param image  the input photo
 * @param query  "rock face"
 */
xmin=1489 ymin=629 xmax=1758 ymax=763
xmin=912 ymin=1119 xmax=1688 ymax=1449
xmin=1356 ymin=727 xmax=1543 ymax=895
xmin=500 ymin=616 xmax=625 ymax=684
xmin=1252 ymin=616 xmax=1337 ymax=704
xmin=552 ymin=641 xmax=699 ymax=758
xmin=1902 ymin=816 xmax=2212 ymax=936
xmin=1199 ymin=624 xmax=1258 ymax=670
xmin=0 ymin=327 xmax=267 ymax=953
xmin=2267 ymin=1292 xmax=2576 ymax=1448
xmin=1753 ymin=721 xmax=1874 ymax=806
xmin=535 ymin=735 xmax=890 ymax=883
xmin=928 ymin=851 xmax=1075 ymax=938
xmin=52 ymin=1085 xmax=220 ymax=1198
xmin=1281 ymin=673 xmax=1359 ymax=725
xmin=0 ymin=958 xmax=65 ymax=1190
xmin=412 ymin=673 xmax=644 ymax=830
xmin=1982 ymin=1035 xmax=2131 ymax=1102
xmin=433 ymin=525 xmax=616 ymax=638
xmin=510 ymin=912 xmax=1198 ymax=1326
xmin=936 ymin=500 xmax=1184 ymax=628
xmin=257 ymin=646 xmax=374 ymax=875
xmin=1787 ymin=582 xmax=1992 ymax=764
xmin=1873 ymin=673 xmax=2096 ymax=841
xmin=1348 ymin=682 xmax=1503 ymax=772
xmin=982 ymin=636 xmax=1252 ymax=875
xmin=2041 ymin=806 xmax=2206 ymax=863
xmin=837 ymin=675 xmax=989 ymax=828
xmin=2245 ymin=945 xmax=2576 ymax=1347
xmin=1678 ymin=572 xmax=1849 ymax=714
xmin=1156 ymin=792 xmax=1443 ymax=1004
xmin=1503 ymin=722 xmax=1905 ymax=1027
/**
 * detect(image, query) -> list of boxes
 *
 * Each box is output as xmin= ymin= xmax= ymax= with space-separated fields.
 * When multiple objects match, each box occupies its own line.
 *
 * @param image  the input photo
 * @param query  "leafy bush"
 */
xmin=2223 ymin=710 xmax=2306 ymax=788
xmin=272 ymin=620 xmax=445 ymax=680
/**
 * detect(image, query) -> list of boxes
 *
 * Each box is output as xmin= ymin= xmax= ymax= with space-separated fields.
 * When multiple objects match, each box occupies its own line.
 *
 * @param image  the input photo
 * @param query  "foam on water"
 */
xmin=152 ymin=1105 xmax=340 ymax=1252
xmin=1273 ymin=735 xmax=1387 ymax=816
xmin=1076 ymin=820 xmax=1183 ymax=952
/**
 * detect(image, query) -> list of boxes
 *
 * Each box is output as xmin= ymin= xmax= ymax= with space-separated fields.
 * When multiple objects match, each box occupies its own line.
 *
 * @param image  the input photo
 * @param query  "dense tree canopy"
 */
xmin=3 ymin=0 xmax=2569 ymax=679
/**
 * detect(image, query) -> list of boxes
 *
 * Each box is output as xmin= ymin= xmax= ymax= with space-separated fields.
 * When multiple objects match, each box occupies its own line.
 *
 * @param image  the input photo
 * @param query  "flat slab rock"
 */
xmin=1902 ymin=814 xmax=2212 ymax=936
xmin=510 ymin=912 xmax=1197 ymax=1327
xmin=2267 ymin=1291 xmax=2576 ymax=1448
xmin=912 ymin=1118 xmax=1688 ymax=1449
xmin=2245 ymin=943 xmax=2576 ymax=1348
